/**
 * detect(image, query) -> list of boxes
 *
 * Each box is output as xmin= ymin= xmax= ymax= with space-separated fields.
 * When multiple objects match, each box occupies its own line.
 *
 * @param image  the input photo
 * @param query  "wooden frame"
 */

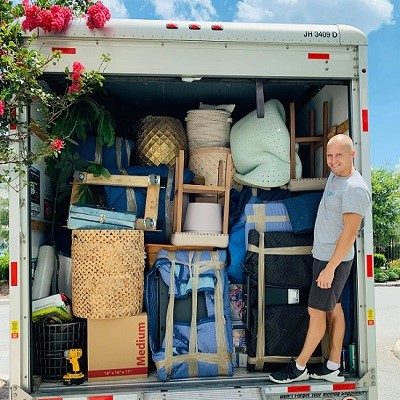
xmin=173 ymin=150 xmax=232 ymax=236
xmin=289 ymin=101 xmax=330 ymax=179
xmin=70 ymin=172 xmax=161 ymax=230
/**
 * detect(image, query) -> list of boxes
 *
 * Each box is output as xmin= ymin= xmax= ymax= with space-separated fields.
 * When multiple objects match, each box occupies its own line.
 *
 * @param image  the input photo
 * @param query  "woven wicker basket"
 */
xmin=186 ymin=110 xmax=232 ymax=150
xmin=136 ymin=116 xmax=187 ymax=166
xmin=71 ymin=230 xmax=145 ymax=319
xmin=189 ymin=147 xmax=234 ymax=188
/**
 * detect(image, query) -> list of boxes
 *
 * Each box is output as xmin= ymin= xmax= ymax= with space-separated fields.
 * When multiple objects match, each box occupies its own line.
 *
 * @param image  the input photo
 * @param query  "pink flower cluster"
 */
xmin=86 ymin=2 xmax=111 ymax=29
xmin=68 ymin=62 xmax=85 ymax=94
xmin=21 ymin=1 xmax=73 ymax=33
xmin=21 ymin=1 xmax=111 ymax=33
xmin=0 ymin=100 xmax=5 ymax=117
xmin=50 ymin=138 xmax=65 ymax=153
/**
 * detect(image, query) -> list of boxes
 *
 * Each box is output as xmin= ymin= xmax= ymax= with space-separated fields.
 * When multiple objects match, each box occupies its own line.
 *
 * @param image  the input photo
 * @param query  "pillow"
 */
xmin=281 ymin=192 xmax=323 ymax=234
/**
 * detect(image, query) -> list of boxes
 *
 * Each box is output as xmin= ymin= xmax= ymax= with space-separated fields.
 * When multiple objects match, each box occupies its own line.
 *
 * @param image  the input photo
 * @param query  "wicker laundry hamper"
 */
xmin=186 ymin=110 xmax=232 ymax=150
xmin=71 ymin=229 xmax=145 ymax=319
xmin=189 ymin=147 xmax=234 ymax=188
xmin=136 ymin=116 xmax=187 ymax=166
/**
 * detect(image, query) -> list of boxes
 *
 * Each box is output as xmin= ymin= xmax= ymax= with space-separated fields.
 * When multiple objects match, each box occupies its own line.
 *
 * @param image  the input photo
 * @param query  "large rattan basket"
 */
xmin=136 ymin=116 xmax=187 ymax=166
xmin=186 ymin=110 xmax=232 ymax=150
xmin=189 ymin=147 xmax=234 ymax=188
xmin=71 ymin=229 xmax=145 ymax=319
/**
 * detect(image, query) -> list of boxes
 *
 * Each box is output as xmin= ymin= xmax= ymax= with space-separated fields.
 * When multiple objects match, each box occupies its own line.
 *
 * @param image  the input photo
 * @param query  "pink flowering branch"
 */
xmin=21 ymin=1 xmax=111 ymax=33
xmin=49 ymin=138 xmax=65 ymax=155
xmin=0 ymin=100 xmax=5 ymax=117
xmin=86 ymin=2 xmax=111 ymax=29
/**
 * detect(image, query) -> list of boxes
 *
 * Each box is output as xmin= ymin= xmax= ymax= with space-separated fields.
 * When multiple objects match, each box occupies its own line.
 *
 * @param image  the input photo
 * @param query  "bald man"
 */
xmin=270 ymin=134 xmax=371 ymax=384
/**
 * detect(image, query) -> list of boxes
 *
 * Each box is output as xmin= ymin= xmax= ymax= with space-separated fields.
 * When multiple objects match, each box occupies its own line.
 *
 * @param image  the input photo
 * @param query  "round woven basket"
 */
xmin=189 ymin=147 xmax=234 ymax=188
xmin=71 ymin=230 xmax=145 ymax=319
xmin=136 ymin=116 xmax=187 ymax=166
xmin=186 ymin=110 xmax=232 ymax=150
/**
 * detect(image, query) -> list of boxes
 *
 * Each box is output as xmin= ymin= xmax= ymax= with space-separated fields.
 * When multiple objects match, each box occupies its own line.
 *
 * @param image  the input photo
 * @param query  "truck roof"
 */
xmin=34 ymin=18 xmax=367 ymax=46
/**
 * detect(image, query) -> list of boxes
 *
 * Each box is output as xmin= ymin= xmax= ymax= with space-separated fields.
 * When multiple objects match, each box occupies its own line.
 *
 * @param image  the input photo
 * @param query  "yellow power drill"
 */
xmin=63 ymin=348 xmax=85 ymax=385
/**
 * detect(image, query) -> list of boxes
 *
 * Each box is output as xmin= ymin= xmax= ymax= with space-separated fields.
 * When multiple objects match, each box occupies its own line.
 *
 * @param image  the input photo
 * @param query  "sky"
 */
xmin=102 ymin=0 xmax=399 ymax=169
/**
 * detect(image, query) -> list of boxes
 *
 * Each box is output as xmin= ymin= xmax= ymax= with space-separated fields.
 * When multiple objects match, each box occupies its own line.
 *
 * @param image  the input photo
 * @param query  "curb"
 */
xmin=394 ymin=339 xmax=400 ymax=360
xmin=374 ymin=282 xmax=400 ymax=287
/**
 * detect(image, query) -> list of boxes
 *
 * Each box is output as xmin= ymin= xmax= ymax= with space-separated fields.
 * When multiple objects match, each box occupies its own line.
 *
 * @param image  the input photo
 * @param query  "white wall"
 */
xmin=298 ymin=85 xmax=349 ymax=177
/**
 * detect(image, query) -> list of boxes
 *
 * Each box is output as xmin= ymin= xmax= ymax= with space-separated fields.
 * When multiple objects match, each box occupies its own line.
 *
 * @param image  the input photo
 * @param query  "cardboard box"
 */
xmin=32 ymin=293 xmax=73 ymax=323
xmin=87 ymin=313 xmax=148 ymax=381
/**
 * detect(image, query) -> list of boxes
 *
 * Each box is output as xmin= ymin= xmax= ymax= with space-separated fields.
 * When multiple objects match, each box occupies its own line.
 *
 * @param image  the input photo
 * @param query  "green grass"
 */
xmin=0 ymin=252 xmax=9 ymax=282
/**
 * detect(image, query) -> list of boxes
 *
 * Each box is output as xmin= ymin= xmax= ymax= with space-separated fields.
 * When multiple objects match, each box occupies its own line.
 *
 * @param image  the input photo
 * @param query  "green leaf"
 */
xmin=87 ymin=162 xmax=104 ymax=177
xmin=99 ymin=110 xmax=115 ymax=147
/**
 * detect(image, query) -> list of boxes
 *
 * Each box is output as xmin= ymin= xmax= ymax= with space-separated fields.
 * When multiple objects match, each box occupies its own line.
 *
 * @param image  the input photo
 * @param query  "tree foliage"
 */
xmin=371 ymin=168 xmax=400 ymax=248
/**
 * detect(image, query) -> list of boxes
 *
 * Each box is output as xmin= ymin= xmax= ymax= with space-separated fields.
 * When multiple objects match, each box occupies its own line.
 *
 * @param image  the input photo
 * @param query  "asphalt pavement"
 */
xmin=0 ymin=299 xmax=9 ymax=381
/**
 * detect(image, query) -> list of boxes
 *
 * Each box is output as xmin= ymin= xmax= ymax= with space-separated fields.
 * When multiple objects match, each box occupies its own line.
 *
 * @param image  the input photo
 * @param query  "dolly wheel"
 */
xmin=73 ymin=377 xmax=85 ymax=385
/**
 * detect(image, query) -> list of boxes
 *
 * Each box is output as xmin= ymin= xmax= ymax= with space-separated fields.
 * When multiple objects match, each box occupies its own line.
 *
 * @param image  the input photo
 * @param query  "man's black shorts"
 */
xmin=308 ymin=258 xmax=353 ymax=312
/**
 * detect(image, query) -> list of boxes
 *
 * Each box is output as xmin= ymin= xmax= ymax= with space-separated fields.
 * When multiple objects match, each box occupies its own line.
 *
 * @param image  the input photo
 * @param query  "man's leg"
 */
xmin=310 ymin=302 xmax=346 ymax=383
xmin=326 ymin=303 xmax=345 ymax=364
xmin=269 ymin=306 xmax=326 ymax=383
xmin=296 ymin=307 xmax=327 ymax=367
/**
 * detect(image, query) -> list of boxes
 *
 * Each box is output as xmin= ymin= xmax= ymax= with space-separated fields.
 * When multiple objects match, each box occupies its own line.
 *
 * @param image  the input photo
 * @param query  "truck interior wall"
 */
xmin=298 ymin=85 xmax=349 ymax=177
xmin=28 ymin=74 xmax=359 ymax=393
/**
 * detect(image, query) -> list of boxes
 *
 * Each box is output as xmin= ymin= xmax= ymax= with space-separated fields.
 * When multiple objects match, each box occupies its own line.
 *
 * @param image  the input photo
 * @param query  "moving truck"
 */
xmin=8 ymin=18 xmax=376 ymax=400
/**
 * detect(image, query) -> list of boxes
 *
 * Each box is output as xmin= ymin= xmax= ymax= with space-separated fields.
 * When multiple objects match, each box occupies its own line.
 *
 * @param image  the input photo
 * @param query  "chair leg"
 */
xmin=174 ymin=150 xmax=185 ymax=233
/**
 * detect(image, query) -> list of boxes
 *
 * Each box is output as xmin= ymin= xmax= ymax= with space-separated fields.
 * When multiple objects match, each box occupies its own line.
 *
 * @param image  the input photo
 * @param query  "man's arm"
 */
xmin=316 ymin=213 xmax=362 ymax=289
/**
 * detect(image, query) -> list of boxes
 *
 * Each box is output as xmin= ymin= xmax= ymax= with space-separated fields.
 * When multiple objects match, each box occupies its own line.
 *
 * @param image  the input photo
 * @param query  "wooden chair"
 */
xmin=171 ymin=150 xmax=232 ymax=248
xmin=289 ymin=100 xmax=330 ymax=180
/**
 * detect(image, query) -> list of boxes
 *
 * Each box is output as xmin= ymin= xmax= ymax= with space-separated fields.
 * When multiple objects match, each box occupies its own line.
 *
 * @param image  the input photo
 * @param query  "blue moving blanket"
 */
xmin=145 ymin=249 xmax=234 ymax=380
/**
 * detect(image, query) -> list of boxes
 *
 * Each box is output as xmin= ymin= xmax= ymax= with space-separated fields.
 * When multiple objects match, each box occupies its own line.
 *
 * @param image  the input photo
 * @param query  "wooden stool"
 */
xmin=171 ymin=150 xmax=232 ymax=248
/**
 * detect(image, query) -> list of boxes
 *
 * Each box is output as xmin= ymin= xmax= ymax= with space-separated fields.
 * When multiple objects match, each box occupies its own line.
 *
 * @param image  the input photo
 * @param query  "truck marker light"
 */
xmin=10 ymin=261 xmax=18 ymax=286
xmin=166 ymin=23 xmax=178 ymax=29
xmin=288 ymin=385 xmax=311 ymax=393
xmin=211 ymin=25 xmax=223 ymax=31
xmin=362 ymin=109 xmax=369 ymax=132
xmin=88 ymin=396 xmax=113 ymax=400
xmin=51 ymin=47 xmax=76 ymax=55
xmin=366 ymin=254 xmax=373 ymax=278
xmin=333 ymin=382 xmax=357 ymax=390
xmin=189 ymin=24 xmax=201 ymax=30
xmin=308 ymin=53 xmax=330 ymax=60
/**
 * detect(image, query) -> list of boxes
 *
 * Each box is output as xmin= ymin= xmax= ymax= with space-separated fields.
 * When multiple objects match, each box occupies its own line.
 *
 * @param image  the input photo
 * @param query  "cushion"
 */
xmin=230 ymin=99 xmax=302 ymax=188
xmin=227 ymin=188 xmax=292 ymax=284
xmin=281 ymin=192 xmax=323 ymax=234
xmin=244 ymin=202 xmax=292 ymax=245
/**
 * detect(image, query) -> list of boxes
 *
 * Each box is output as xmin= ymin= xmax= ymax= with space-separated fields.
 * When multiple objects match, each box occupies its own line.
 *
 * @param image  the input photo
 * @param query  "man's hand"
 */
xmin=316 ymin=266 xmax=335 ymax=289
